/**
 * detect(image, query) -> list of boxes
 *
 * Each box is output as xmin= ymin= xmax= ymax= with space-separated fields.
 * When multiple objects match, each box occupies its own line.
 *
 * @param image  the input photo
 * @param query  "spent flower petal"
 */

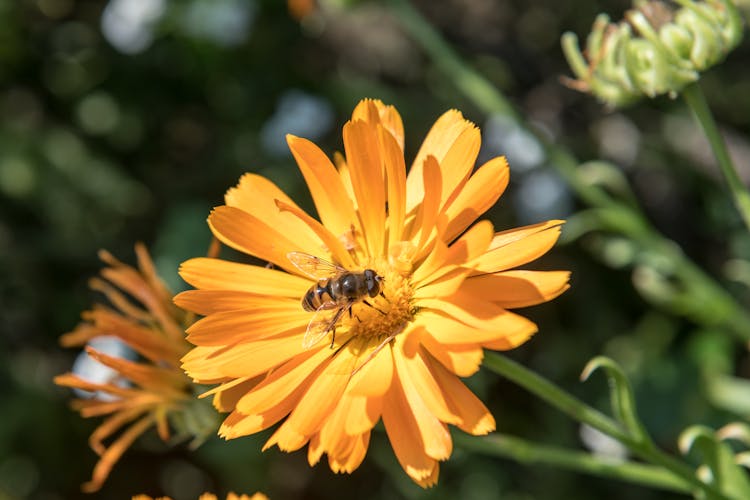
xmin=55 ymin=244 xmax=211 ymax=492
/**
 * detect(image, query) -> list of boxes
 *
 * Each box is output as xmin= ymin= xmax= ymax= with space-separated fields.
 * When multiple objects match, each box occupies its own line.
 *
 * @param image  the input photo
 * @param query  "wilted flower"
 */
xmin=176 ymin=99 xmax=569 ymax=486
xmin=55 ymin=244 xmax=210 ymax=492
xmin=562 ymin=0 xmax=743 ymax=106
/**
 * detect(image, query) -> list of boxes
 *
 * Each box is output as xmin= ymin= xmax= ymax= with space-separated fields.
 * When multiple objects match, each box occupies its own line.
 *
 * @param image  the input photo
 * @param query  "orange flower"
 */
xmin=55 ymin=244 xmax=196 ymax=492
xmin=133 ymin=493 xmax=268 ymax=500
xmin=176 ymin=99 xmax=569 ymax=487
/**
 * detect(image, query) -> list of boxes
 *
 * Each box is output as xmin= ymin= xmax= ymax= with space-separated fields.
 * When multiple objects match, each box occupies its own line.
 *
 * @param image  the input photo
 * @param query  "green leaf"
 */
xmin=581 ymin=356 xmax=651 ymax=444
xmin=706 ymin=375 xmax=750 ymax=416
xmin=679 ymin=425 xmax=750 ymax=499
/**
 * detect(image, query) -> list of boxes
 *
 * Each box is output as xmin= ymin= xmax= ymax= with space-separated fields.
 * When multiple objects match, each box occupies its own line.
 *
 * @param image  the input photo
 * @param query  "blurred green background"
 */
xmin=2 ymin=0 xmax=750 ymax=498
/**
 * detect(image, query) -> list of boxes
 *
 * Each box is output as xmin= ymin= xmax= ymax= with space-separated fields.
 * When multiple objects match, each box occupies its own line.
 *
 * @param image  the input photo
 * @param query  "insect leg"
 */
xmin=328 ymin=300 xmax=356 ymax=348
xmin=362 ymin=300 xmax=387 ymax=315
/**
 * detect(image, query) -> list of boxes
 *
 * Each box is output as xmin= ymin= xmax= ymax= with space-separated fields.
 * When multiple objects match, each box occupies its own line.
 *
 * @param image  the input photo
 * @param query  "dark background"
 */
xmin=2 ymin=0 xmax=750 ymax=498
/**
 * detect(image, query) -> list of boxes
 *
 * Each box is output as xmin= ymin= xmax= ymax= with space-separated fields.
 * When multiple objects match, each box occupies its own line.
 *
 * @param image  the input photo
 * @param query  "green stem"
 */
xmin=682 ymin=82 xmax=750 ymax=233
xmin=453 ymin=433 xmax=692 ymax=494
xmin=389 ymin=0 xmax=750 ymax=343
xmin=483 ymin=353 xmax=627 ymax=441
xmin=483 ymin=353 xmax=730 ymax=499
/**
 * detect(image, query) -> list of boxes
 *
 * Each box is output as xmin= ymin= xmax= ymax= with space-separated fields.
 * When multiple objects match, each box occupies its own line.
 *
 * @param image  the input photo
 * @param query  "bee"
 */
xmin=287 ymin=251 xmax=386 ymax=349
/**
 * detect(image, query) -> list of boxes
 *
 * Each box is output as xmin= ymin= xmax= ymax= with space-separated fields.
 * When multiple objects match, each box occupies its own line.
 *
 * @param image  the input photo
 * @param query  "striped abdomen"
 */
xmin=301 ymin=273 xmax=368 ymax=312
xmin=302 ymin=278 xmax=339 ymax=312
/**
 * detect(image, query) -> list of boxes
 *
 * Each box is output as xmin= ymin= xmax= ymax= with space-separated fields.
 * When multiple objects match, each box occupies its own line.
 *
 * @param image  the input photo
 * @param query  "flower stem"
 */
xmin=682 ymin=82 xmax=750 ymax=232
xmin=483 ymin=353 xmax=730 ymax=499
xmin=483 ymin=353 xmax=627 ymax=441
xmin=453 ymin=432 xmax=692 ymax=494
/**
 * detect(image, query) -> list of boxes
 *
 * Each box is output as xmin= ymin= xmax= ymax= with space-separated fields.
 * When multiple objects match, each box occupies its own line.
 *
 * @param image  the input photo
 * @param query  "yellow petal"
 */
xmin=396 ymin=343 xmax=461 ymax=426
xmin=351 ymin=99 xmax=381 ymax=127
xmin=328 ymin=431 xmax=370 ymax=473
xmin=224 ymin=173 xmax=322 ymax=254
xmin=411 ymin=236 xmax=450 ymax=286
xmin=406 ymin=110 xmax=474 ymax=213
xmin=436 ymin=125 xmax=481 ymax=210
xmin=414 ymin=309 xmax=537 ymax=345
xmin=427 ymin=356 xmax=496 ymax=435
xmin=412 ymin=221 xmax=494 ymax=299
xmin=178 ymin=258 xmax=309 ymax=297
xmin=235 ymin=347 xmax=331 ymax=415
xmin=343 ymin=120 xmax=386 ymax=258
xmin=471 ymin=220 xmax=565 ymax=273
xmin=186 ymin=307 xmax=310 ymax=346
xmin=287 ymin=135 xmax=358 ymax=239
xmin=379 ymin=106 xmax=404 ymax=151
xmin=481 ymin=327 xmax=537 ymax=351
xmin=347 ymin=337 xmax=394 ymax=397
xmin=318 ymin=393 xmax=357 ymax=457
xmin=334 ymin=152 xmax=357 ymax=210
xmin=308 ymin=432 xmax=324 ymax=465
xmin=207 ymin=206 xmax=310 ymax=274
xmin=263 ymin=419 xmax=309 ymax=452
xmin=344 ymin=394 xmax=383 ymax=435
xmin=413 ymin=268 xmax=469 ymax=300
xmin=174 ymin=289 xmax=300 ymax=316
xmin=208 ymin=376 xmax=263 ymax=412
xmin=380 ymin=125 xmax=406 ymax=246
xmin=219 ymin=399 xmax=295 ymax=438
xmin=415 ymin=463 xmax=440 ymax=488
xmin=275 ymin=199 xmax=356 ymax=269
xmin=443 ymin=220 xmax=494 ymax=266
xmin=409 ymin=155 xmax=442 ymax=255
xmin=419 ymin=331 xmax=484 ymax=377
xmin=418 ymin=292 xmax=516 ymax=330
xmin=352 ymin=99 xmax=405 ymax=150
xmin=382 ymin=367 xmax=441 ymax=483
xmin=181 ymin=334 xmax=306 ymax=380
xmin=282 ymin=345 xmax=359 ymax=438
xmin=462 ymin=270 xmax=571 ymax=308
xmin=392 ymin=336 xmax=456 ymax=460
xmin=442 ymin=156 xmax=509 ymax=243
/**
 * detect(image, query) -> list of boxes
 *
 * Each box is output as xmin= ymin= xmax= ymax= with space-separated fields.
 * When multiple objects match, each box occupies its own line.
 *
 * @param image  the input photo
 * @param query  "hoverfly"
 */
xmin=287 ymin=251 xmax=386 ymax=349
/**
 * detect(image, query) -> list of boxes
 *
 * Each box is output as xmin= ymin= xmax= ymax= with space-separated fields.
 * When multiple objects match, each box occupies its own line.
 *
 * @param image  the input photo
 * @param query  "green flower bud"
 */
xmin=561 ymin=0 xmax=744 ymax=107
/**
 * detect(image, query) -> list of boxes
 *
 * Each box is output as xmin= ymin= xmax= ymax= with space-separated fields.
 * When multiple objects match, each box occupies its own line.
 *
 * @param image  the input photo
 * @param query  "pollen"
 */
xmin=345 ymin=260 xmax=415 ymax=340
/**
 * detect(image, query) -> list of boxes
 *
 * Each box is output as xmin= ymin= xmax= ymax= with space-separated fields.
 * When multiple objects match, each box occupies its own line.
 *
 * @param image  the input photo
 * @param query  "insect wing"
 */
xmin=302 ymin=305 xmax=344 ymax=349
xmin=287 ymin=251 xmax=346 ymax=280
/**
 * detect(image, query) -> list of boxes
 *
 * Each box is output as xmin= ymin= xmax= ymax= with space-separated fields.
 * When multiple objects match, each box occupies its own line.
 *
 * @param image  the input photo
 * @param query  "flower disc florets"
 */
xmin=344 ymin=260 xmax=415 ymax=341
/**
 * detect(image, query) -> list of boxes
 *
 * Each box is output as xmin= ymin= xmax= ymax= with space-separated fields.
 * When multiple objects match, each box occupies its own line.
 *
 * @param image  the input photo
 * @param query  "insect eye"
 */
xmin=364 ymin=270 xmax=380 ymax=297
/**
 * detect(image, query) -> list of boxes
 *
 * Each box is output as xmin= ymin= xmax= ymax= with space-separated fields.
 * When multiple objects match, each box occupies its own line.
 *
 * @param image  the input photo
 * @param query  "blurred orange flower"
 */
xmin=55 ymin=244 xmax=194 ymax=492
xmin=176 ymin=99 xmax=569 ymax=486
xmin=133 ymin=493 xmax=268 ymax=500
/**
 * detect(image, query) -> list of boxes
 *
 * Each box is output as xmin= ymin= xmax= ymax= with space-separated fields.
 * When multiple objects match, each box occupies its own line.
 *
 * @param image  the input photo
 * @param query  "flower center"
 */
xmin=341 ymin=260 xmax=415 ymax=340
